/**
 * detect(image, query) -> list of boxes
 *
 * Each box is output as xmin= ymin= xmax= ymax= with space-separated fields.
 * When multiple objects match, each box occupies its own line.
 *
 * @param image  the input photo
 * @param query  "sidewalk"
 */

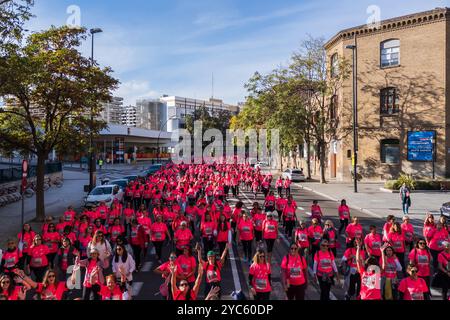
xmin=0 ymin=170 xmax=88 ymax=247
xmin=295 ymin=180 xmax=448 ymax=220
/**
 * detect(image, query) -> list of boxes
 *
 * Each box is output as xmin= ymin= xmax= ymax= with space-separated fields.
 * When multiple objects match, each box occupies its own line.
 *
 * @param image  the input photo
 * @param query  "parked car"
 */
xmin=122 ymin=175 xmax=138 ymax=183
xmin=282 ymin=168 xmax=306 ymax=182
xmin=109 ymin=179 xmax=129 ymax=191
xmin=255 ymin=161 xmax=269 ymax=169
xmin=85 ymin=184 xmax=124 ymax=207
xmin=440 ymin=202 xmax=450 ymax=218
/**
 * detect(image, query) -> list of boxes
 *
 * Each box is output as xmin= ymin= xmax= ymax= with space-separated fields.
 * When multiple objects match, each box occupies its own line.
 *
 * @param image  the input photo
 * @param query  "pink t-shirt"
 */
xmin=238 ymin=220 xmax=254 ymax=241
xmin=262 ymin=219 xmax=278 ymax=240
xmin=364 ymin=233 xmax=382 ymax=256
xmin=398 ymin=277 xmax=428 ymax=300
xmin=281 ymin=254 xmax=306 ymax=286
xmin=359 ymin=266 xmax=382 ymax=300
xmin=408 ymin=248 xmax=431 ymax=277
xmin=345 ymin=223 xmax=363 ymax=243
xmin=249 ymin=263 xmax=271 ymax=293
xmin=176 ymin=255 xmax=197 ymax=282
xmin=150 ymin=222 xmax=168 ymax=242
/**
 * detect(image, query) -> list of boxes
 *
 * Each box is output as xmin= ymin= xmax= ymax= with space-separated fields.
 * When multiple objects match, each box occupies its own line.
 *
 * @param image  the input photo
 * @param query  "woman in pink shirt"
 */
xmin=42 ymin=223 xmax=60 ymax=269
xmin=310 ymin=200 xmax=323 ymax=224
xmin=322 ymin=220 xmax=338 ymax=258
xmin=308 ymin=218 xmax=323 ymax=261
xmin=237 ymin=212 xmax=254 ymax=263
xmin=428 ymin=222 xmax=449 ymax=271
xmin=294 ymin=221 xmax=310 ymax=258
xmin=401 ymin=215 xmax=415 ymax=252
xmin=356 ymin=241 xmax=382 ymax=300
xmin=276 ymin=177 xmax=283 ymax=197
xmin=28 ymin=235 xmax=50 ymax=282
xmin=398 ymin=264 xmax=429 ymax=300
xmin=281 ymin=244 xmax=308 ymax=300
xmin=249 ymin=249 xmax=272 ymax=300
xmin=387 ymin=222 xmax=406 ymax=274
xmin=338 ymin=199 xmax=351 ymax=235
xmin=275 ymin=195 xmax=287 ymax=223
xmin=436 ymin=242 xmax=450 ymax=300
xmin=201 ymin=213 xmax=218 ymax=259
xmin=408 ymin=239 xmax=431 ymax=300
xmin=262 ymin=213 xmax=278 ymax=264
xmin=312 ymin=240 xmax=340 ymax=301
xmin=364 ymin=225 xmax=382 ymax=258
xmin=382 ymin=215 xmax=396 ymax=242
xmin=150 ymin=215 xmax=171 ymax=264
xmin=174 ymin=221 xmax=193 ymax=256
xmin=217 ymin=215 xmax=231 ymax=256
xmin=423 ymin=213 xmax=436 ymax=244
xmin=345 ymin=216 xmax=363 ymax=249
xmin=380 ymin=245 xmax=402 ymax=300
xmin=264 ymin=191 xmax=276 ymax=213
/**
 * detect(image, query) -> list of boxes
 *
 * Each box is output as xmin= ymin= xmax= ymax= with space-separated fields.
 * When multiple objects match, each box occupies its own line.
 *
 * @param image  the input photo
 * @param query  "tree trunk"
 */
xmin=319 ymin=141 xmax=327 ymax=184
xmin=35 ymin=151 xmax=46 ymax=222
xmin=306 ymin=134 xmax=312 ymax=180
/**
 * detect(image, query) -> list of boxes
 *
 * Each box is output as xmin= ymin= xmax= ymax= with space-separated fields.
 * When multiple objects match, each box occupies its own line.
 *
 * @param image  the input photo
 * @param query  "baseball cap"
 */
xmin=207 ymin=251 xmax=216 ymax=257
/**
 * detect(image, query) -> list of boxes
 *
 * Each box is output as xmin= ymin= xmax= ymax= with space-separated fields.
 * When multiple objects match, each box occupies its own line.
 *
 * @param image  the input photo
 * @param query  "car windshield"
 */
xmin=112 ymin=181 xmax=127 ymax=188
xmin=292 ymin=170 xmax=303 ymax=174
xmin=91 ymin=187 xmax=112 ymax=195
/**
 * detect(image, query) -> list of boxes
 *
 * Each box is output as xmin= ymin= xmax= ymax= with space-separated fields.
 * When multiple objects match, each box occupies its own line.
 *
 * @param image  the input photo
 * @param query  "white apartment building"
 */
xmin=135 ymin=99 xmax=167 ymax=131
xmin=159 ymin=95 xmax=239 ymax=132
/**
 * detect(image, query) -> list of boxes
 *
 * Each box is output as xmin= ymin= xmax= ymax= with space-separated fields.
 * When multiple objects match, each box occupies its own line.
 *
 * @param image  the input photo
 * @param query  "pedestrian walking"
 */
xmin=399 ymin=183 xmax=411 ymax=215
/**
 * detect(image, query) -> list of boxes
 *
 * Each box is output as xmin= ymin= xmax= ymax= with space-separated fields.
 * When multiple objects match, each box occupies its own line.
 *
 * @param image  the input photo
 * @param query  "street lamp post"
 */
xmin=88 ymin=28 xmax=103 ymax=192
xmin=346 ymin=43 xmax=358 ymax=193
xmin=157 ymin=116 xmax=179 ymax=163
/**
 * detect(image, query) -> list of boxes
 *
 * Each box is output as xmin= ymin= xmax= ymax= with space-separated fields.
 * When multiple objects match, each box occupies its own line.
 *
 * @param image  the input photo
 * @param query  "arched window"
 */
xmin=380 ymin=87 xmax=399 ymax=115
xmin=380 ymin=39 xmax=400 ymax=67
xmin=330 ymin=53 xmax=339 ymax=78
xmin=381 ymin=139 xmax=400 ymax=164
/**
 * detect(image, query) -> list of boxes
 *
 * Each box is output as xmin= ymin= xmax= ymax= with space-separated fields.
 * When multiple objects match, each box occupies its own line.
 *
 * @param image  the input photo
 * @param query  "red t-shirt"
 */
xmin=281 ymin=254 xmax=307 ymax=286
xmin=201 ymin=221 xmax=217 ymax=238
xmin=28 ymin=245 xmax=50 ymax=268
xmin=174 ymin=229 xmax=193 ymax=250
xmin=345 ymin=223 xmax=363 ymax=243
xmin=216 ymin=222 xmax=230 ymax=243
xmin=314 ymin=250 xmax=335 ymax=275
xmin=43 ymin=232 xmax=61 ymax=254
xmin=338 ymin=205 xmax=350 ymax=220
xmin=262 ymin=219 xmax=278 ymax=240
xmin=203 ymin=261 xmax=222 ymax=283
xmin=364 ymin=233 xmax=382 ymax=256
xmin=36 ymin=282 xmax=67 ymax=300
xmin=308 ymin=225 xmax=323 ymax=246
xmin=408 ymin=248 xmax=431 ymax=277
xmin=238 ymin=220 xmax=254 ymax=241
xmin=150 ymin=222 xmax=168 ymax=242
xmin=253 ymin=213 xmax=266 ymax=232
xmin=249 ymin=262 xmax=271 ymax=293
xmin=359 ymin=266 xmax=382 ymax=300
xmin=387 ymin=232 xmax=405 ymax=253
xmin=295 ymin=228 xmax=310 ymax=248
xmin=176 ymin=255 xmax=197 ymax=283
xmin=398 ymin=277 xmax=428 ymax=300
xmin=100 ymin=285 xmax=124 ymax=300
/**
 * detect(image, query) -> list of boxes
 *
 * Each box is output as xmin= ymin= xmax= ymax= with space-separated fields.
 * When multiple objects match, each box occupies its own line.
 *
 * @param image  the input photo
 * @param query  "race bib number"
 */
xmin=207 ymin=270 xmax=218 ymax=282
xmin=32 ymin=257 xmax=43 ymax=267
xmin=290 ymin=267 xmax=301 ymax=277
xmin=255 ymin=278 xmax=267 ymax=290
xmin=410 ymin=291 xmax=424 ymax=300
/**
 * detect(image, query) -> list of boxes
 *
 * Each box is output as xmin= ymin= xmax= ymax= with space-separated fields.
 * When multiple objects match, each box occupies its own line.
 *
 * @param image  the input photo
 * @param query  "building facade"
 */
xmin=325 ymin=7 xmax=450 ymax=181
xmin=100 ymin=97 xmax=124 ymax=125
xmin=135 ymin=99 xmax=167 ymax=131
xmin=160 ymin=95 xmax=239 ymax=132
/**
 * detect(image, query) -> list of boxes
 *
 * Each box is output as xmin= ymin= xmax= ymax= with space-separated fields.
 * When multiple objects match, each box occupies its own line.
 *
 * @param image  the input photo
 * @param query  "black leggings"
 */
xmin=265 ymin=239 xmax=275 ymax=253
xmin=419 ymin=276 xmax=431 ymax=300
xmin=285 ymin=220 xmax=295 ymax=237
xmin=31 ymin=266 xmax=48 ymax=282
xmin=255 ymin=230 xmax=263 ymax=242
xmin=254 ymin=291 xmax=271 ymax=300
xmin=277 ymin=187 xmax=282 ymax=197
xmin=46 ymin=253 xmax=57 ymax=269
xmin=318 ymin=276 xmax=333 ymax=301
xmin=152 ymin=241 xmax=164 ymax=260
xmin=132 ymin=245 xmax=142 ymax=267
xmin=286 ymin=284 xmax=306 ymax=300
xmin=83 ymin=284 xmax=101 ymax=300
xmin=395 ymin=252 xmax=406 ymax=275
xmin=347 ymin=273 xmax=361 ymax=298
xmin=430 ymin=249 xmax=441 ymax=272
xmin=241 ymin=240 xmax=253 ymax=260
xmin=339 ymin=219 xmax=349 ymax=234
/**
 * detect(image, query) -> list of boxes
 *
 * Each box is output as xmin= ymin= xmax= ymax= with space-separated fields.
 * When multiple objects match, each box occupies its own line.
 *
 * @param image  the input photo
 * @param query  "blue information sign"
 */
xmin=407 ymin=131 xmax=435 ymax=162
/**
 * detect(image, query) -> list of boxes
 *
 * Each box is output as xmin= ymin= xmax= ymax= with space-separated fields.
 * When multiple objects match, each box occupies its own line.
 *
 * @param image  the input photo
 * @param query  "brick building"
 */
xmin=324 ymin=7 xmax=449 ymax=181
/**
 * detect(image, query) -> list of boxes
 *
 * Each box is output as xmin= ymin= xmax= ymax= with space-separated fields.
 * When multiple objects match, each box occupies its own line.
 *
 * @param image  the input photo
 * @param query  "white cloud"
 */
xmin=114 ymin=80 xmax=159 ymax=105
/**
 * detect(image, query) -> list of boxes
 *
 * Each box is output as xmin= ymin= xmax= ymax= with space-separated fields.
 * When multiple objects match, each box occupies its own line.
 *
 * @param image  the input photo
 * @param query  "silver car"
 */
xmin=282 ymin=168 xmax=306 ymax=182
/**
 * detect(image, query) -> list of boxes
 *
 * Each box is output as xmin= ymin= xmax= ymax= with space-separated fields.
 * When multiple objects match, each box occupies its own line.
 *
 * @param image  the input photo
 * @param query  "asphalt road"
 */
xmin=128 ymin=180 xmax=444 ymax=300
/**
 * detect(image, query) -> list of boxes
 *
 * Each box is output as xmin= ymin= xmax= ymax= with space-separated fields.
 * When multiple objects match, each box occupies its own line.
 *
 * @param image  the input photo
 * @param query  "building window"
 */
xmin=330 ymin=53 xmax=339 ymax=78
xmin=380 ymin=139 xmax=400 ymax=164
xmin=380 ymin=87 xmax=399 ymax=115
xmin=330 ymin=95 xmax=338 ymax=120
xmin=380 ymin=39 xmax=400 ymax=68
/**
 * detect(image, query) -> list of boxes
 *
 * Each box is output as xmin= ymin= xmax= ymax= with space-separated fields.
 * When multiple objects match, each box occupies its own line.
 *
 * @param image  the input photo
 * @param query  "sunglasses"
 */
xmin=410 ymin=269 xmax=418 ymax=273
xmin=259 ymin=255 xmax=265 ymax=258
xmin=290 ymin=247 xmax=298 ymax=251
xmin=48 ymin=275 xmax=56 ymax=278
xmin=117 ymin=248 xmax=123 ymax=251
xmin=180 ymin=283 xmax=188 ymax=287
xmin=419 ymin=242 xmax=426 ymax=245
xmin=321 ymin=244 xmax=329 ymax=247
xmin=1 ymin=280 xmax=10 ymax=284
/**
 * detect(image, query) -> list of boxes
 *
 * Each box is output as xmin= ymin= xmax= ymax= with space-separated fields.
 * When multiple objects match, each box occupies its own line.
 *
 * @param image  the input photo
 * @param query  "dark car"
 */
xmin=440 ymin=202 xmax=450 ymax=218
xmin=122 ymin=175 xmax=138 ymax=183
xmin=138 ymin=164 xmax=163 ymax=178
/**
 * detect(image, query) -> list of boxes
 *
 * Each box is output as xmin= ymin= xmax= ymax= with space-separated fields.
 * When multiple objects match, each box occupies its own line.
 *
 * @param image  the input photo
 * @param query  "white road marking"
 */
xmin=141 ymin=261 xmax=153 ymax=272
xmin=298 ymin=207 xmax=305 ymax=211
xmin=229 ymin=240 xmax=242 ymax=292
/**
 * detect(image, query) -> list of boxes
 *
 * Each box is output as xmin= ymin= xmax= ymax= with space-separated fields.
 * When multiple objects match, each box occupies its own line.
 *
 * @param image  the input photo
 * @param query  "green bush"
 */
xmin=385 ymin=179 xmax=446 ymax=190
xmin=384 ymin=180 xmax=396 ymax=190
xmin=396 ymin=173 xmax=417 ymax=190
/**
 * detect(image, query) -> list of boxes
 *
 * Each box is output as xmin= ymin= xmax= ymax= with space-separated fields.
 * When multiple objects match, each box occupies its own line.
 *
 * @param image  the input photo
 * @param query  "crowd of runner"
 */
xmin=1 ymin=161 xmax=449 ymax=300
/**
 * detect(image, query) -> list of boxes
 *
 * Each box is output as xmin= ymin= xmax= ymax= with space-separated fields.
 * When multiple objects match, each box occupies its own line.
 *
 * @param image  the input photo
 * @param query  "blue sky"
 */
xmin=26 ymin=0 xmax=449 ymax=105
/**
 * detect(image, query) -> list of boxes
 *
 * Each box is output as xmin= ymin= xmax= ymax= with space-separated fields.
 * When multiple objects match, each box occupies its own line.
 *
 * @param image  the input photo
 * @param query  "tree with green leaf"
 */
xmin=0 ymin=26 xmax=119 ymax=221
